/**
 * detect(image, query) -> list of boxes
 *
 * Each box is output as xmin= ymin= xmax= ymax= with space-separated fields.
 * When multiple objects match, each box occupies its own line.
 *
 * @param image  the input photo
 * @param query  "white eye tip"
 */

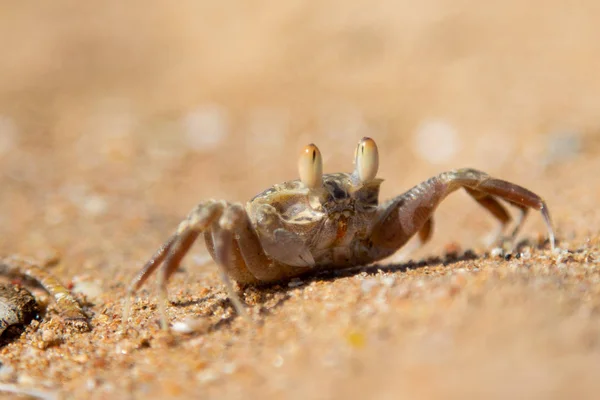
xmin=355 ymin=137 xmax=379 ymax=182
xmin=298 ymin=143 xmax=323 ymax=189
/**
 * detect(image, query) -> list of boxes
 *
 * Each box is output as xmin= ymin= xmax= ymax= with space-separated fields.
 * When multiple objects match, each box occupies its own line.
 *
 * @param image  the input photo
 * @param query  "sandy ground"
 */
xmin=1 ymin=1 xmax=600 ymax=399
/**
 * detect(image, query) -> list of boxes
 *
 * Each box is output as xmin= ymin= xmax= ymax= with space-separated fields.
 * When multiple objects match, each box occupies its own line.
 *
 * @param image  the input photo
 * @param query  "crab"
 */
xmin=123 ymin=137 xmax=555 ymax=330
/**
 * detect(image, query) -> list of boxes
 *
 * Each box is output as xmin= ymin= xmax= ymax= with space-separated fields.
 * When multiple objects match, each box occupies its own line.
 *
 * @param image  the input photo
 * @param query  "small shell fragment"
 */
xmin=0 ymin=256 xmax=89 ymax=331
xmin=171 ymin=317 xmax=210 ymax=334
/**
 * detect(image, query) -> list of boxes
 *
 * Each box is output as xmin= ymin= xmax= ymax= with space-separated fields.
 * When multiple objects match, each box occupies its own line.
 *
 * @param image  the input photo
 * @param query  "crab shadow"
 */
xmin=170 ymin=238 xmax=553 ymax=336
xmin=170 ymin=250 xmax=478 ymax=333
xmin=289 ymin=237 xmax=552 ymax=286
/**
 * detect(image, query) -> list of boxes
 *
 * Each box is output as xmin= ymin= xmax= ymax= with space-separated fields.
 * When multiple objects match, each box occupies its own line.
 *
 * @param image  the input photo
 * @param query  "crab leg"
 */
xmin=213 ymin=203 xmax=311 ymax=282
xmin=463 ymin=187 xmax=518 ymax=244
xmin=123 ymin=200 xmax=280 ymax=330
xmin=370 ymin=168 xmax=555 ymax=258
xmin=122 ymin=200 xmax=225 ymax=330
xmin=207 ymin=209 xmax=254 ymax=323
xmin=418 ymin=217 xmax=434 ymax=245
xmin=155 ymin=229 xmax=202 ymax=330
xmin=125 ymin=234 xmax=178 ymax=297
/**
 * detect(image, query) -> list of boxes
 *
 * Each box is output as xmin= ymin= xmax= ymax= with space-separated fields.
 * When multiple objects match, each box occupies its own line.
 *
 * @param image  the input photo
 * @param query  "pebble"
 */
xmin=490 ymin=247 xmax=504 ymax=258
xmin=171 ymin=317 xmax=210 ymax=334
xmin=197 ymin=369 xmax=219 ymax=384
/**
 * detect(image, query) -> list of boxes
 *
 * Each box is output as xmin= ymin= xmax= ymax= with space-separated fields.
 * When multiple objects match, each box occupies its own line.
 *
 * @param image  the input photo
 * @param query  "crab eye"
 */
xmin=354 ymin=137 xmax=379 ymax=183
xmin=298 ymin=143 xmax=323 ymax=189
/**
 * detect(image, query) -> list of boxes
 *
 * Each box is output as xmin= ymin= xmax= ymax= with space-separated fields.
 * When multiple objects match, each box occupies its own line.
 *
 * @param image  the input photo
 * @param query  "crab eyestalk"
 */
xmin=353 ymin=137 xmax=379 ymax=183
xmin=298 ymin=143 xmax=323 ymax=189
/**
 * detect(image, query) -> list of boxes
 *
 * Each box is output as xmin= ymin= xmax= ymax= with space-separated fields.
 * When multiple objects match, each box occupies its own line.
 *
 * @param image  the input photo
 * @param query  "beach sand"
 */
xmin=0 ymin=2 xmax=599 ymax=398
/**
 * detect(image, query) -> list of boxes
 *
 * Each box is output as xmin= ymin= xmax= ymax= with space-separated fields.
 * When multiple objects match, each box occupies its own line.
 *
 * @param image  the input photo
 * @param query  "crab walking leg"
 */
xmin=209 ymin=222 xmax=250 ymax=322
xmin=391 ymin=217 xmax=435 ymax=261
xmin=455 ymin=169 xmax=553 ymax=246
xmin=0 ymin=256 xmax=89 ymax=329
xmin=122 ymin=200 xmax=226 ymax=330
xmin=464 ymin=186 xmax=533 ymax=246
xmin=219 ymin=203 xmax=309 ymax=283
xmin=156 ymin=230 xmax=202 ymax=330
xmin=463 ymin=187 xmax=514 ymax=245
xmin=207 ymin=203 xmax=285 ymax=319
xmin=155 ymin=200 xmax=227 ymax=330
xmin=126 ymin=234 xmax=178 ymax=298
xmin=371 ymin=168 xmax=555 ymax=257
xmin=463 ymin=188 xmax=511 ymax=225
xmin=205 ymin=203 xmax=309 ymax=320
xmin=508 ymin=206 xmax=529 ymax=240
xmin=418 ymin=218 xmax=434 ymax=245
xmin=122 ymin=233 xmax=178 ymax=327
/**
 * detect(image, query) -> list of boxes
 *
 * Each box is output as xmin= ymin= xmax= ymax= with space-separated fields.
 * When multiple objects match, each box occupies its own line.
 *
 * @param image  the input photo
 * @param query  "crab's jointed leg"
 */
xmin=123 ymin=199 xmax=286 ymax=331
xmin=418 ymin=217 xmax=434 ymax=245
xmin=369 ymin=168 xmax=555 ymax=258
xmin=124 ymin=200 xmax=225 ymax=330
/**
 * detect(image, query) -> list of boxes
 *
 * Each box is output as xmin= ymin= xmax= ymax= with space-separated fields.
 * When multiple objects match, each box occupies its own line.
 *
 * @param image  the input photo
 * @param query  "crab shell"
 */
xmin=247 ymin=172 xmax=384 ymax=269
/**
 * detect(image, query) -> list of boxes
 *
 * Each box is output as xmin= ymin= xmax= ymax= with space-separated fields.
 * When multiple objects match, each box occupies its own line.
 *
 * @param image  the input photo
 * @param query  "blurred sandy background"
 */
xmin=0 ymin=1 xmax=600 ymax=399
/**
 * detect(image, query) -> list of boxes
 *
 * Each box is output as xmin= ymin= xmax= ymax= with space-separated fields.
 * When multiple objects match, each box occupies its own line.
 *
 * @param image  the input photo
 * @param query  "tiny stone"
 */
xmin=490 ymin=248 xmax=504 ymax=258
xmin=172 ymin=317 xmax=209 ymax=334
xmin=273 ymin=354 xmax=284 ymax=368
xmin=86 ymin=378 xmax=98 ymax=391
xmin=41 ymin=329 xmax=56 ymax=343
xmin=197 ymin=369 xmax=219 ymax=384
xmin=222 ymin=362 xmax=237 ymax=375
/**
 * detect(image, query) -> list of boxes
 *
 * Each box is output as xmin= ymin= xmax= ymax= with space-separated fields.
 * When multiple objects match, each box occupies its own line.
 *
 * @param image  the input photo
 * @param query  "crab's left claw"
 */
xmin=252 ymin=204 xmax=316 ymax=268
xmin=261 ymin=228 xmax=315 ymax=267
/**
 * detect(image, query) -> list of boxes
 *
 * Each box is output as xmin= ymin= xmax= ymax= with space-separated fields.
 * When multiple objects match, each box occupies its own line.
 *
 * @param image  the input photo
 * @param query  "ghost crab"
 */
xmin=123 ymin=137 xmax=555 ymax=330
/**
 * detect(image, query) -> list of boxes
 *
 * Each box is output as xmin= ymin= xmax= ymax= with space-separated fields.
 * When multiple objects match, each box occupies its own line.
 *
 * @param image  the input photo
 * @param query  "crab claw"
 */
xmin=353 ymin=137 xmax=379 ymax=183
xmin=298 ymin=143 xmax=323 ymax=189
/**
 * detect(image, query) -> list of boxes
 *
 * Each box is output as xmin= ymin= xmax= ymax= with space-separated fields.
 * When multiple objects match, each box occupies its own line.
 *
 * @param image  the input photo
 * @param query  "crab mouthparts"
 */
xmin=334 ymin=216 xmax=349 ymax=244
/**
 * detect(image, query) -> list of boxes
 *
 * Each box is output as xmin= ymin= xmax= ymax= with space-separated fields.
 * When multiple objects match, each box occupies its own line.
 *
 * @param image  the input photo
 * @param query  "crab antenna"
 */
xmin=353 ymin=137 xmax=379 ymax=183
xmin=298 ymin=143 xmax=323 ymax=189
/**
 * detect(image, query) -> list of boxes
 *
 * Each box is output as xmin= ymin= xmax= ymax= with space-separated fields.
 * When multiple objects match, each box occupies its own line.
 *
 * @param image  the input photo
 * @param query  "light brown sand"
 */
xmin=1 ymin=1 xmax=599 ymax=399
